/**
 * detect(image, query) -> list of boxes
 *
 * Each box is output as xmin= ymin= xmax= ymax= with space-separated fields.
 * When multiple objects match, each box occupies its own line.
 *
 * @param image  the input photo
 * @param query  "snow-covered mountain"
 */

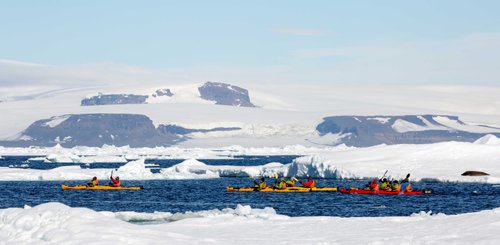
xmin=198 ymin=82 xmax=256 ymax=107
xmin=81 ymin=93 xmax=149 ymax=106
xmin=1 ymin=67 xmax=500 ymax=148
xmin=316 ymin=115 xmax=500 ymax=147
xmin=78 ymin=81 xmax=256 ymax=107
xmin=2 ymin=113 xmax=500 ymax=147
xmin=0 ymin=114 xmax=248 ymax=147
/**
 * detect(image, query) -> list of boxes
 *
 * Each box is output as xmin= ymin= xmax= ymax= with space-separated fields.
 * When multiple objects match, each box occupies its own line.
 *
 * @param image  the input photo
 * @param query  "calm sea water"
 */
xmin=0 ymin=155 xmax=300 ymax=172
xmin=1 ymin=156 xmax=499 ymax=217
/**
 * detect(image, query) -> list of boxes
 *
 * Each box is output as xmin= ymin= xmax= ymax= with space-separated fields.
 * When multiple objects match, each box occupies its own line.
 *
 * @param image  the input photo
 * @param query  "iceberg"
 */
xmin=1 ymin=139 xmax=500 ymax=183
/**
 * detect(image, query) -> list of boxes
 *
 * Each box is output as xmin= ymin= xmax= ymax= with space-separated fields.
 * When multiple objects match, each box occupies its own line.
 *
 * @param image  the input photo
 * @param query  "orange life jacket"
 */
xmin=405 ymin=183 xmax=412 ymax=192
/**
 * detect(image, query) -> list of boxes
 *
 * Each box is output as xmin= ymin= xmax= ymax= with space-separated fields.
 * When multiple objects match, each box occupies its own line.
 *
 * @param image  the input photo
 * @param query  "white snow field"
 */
xmin=1 ymin=135 xmax=499 ymax=183
xmin=1 ymin=202 xmax=499 ymax=244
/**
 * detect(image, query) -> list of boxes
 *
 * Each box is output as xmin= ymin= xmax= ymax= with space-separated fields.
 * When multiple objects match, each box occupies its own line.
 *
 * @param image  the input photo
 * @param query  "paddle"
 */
xmin=252 ymin=176 xmax=259 ymax=188
xmin=380 ymin=170 xmax=388 ymax=181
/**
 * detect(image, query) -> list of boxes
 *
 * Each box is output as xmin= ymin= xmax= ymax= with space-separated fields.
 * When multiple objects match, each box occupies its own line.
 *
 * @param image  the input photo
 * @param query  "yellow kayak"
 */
xmin=61 ymin=185 xmax=143 ymax=191
xmin=226 ymin=186 xmax=337 ymax=192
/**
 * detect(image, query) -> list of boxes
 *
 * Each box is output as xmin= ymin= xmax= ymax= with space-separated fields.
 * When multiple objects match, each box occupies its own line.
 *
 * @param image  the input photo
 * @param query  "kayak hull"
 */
xmin=226 ymin=186 xmax=337 ymax=192
xmin=310 ymin=187 xmax=338 ymax=192
xmin=61 ymin=185 xmax=142 ymax=191
xmin=339 ymin=188 xmax=431 ymax=195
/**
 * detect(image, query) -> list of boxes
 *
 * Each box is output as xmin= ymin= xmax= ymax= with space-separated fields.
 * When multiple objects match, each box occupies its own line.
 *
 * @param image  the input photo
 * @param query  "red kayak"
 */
xmin=339 ymin=188 xmax=432 ymax=195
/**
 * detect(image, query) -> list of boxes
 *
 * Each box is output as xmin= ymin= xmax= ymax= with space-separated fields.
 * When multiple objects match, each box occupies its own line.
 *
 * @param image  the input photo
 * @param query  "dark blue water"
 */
xmin=1 ymin=155 xmax=499 ymax=217
xmin=2 ymin=179 xmax=499 ymax=217
xmin=0 ymin=155 xmax=300 ymax=173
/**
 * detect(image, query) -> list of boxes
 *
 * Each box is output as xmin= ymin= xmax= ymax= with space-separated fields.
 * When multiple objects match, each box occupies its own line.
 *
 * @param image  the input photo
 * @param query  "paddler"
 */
xmin=400 ymin=173 xmax=412 ymax=192
xmin=275 ymin=177 xmax=287 ymax=189
xmin=364 ymin=179 xmax=379 ymax=191
xmin=254 ymin=177 xmax=267 ymax=191
xmin=390 ymin=180 xmax=401 ymax=192
xmin=86 ymin=176 xmax=99 ymax=187
xmin=379 ymin=178 xmax=390 ymax=191
xmin=285 ymin=177 xmax=297 ymax=187
xmin=109 ymin=176 xmax=121 ymax=187
xmin=300 ymin=176 xmax=316 ymax=188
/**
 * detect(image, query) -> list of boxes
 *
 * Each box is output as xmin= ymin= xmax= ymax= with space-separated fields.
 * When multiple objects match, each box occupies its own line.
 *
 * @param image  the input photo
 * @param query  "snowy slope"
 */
xmin=1 ymin=202 xmax=500 ymax=244
xmin=392 ymin=115 xmax=500 ymax=133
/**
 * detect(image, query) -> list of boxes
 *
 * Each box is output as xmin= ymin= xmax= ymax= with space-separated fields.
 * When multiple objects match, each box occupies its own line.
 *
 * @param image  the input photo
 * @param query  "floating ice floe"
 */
xmin=1 ymin=202 xmax=500 ymax=244
xmin=1 ymin=136 xmax=500 ymax=183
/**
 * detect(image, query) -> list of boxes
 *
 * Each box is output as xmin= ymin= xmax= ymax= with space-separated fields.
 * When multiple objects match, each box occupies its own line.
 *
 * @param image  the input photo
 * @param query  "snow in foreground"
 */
xmin=1 ymin=202 xmax=499 ymax=244
xmin=1 ymin=135 xmax=499 ymax=183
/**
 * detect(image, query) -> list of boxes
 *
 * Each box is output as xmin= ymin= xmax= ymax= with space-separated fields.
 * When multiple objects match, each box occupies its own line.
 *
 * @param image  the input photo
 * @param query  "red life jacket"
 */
xmin=111 ymin=177 xmax=120 ymax=187
xmin=369 ymin=180 xmax=379 ymax=191
xmin=302 ymin=180 xmax=315 ymax=188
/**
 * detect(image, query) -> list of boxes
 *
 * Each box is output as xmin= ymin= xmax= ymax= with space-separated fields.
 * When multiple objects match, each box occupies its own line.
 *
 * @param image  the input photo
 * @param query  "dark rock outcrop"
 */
xmin=461 ymin=171 xmax=489 ymax=176
xmin=316 ymin=115 xmax=500 ymax=147
xmin=198 ymin=82 xmax=256 ymax=107
xmin=81 ymin=93 xmax=148 ymax=106
xmin=152 ymin=89 xmax=173 ymax=98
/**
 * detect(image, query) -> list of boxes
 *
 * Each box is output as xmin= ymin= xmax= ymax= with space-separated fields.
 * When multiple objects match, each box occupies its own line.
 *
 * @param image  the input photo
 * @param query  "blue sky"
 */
xmin=1 ymin=0 xmax=500 ymax=85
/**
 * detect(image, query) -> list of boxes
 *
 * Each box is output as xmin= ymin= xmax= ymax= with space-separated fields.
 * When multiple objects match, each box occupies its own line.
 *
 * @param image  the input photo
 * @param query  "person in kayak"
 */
xmin=275 ymin=177 xmax=287 ymax=189
xmin=379 ymin=178 xmax=390 ymax=191
xmin=400 ymin=174 xmax=412 ymax=192
xmin=301 ymin=176 xmax=316 ymax=188
xmin=253 ymin=177 xmax=267 ymax=190
xmin=285 ymin=177 xmax=296 ymax=187
xmin=109 ymin=176 xmax=121 ymax=187
xmin=364 ymin=179 xmax=379 ymax=191
xmin=390 ymin=180 xmax=401 ymax=192
xmin=87 ymin=176 xmax=99 ymax=187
